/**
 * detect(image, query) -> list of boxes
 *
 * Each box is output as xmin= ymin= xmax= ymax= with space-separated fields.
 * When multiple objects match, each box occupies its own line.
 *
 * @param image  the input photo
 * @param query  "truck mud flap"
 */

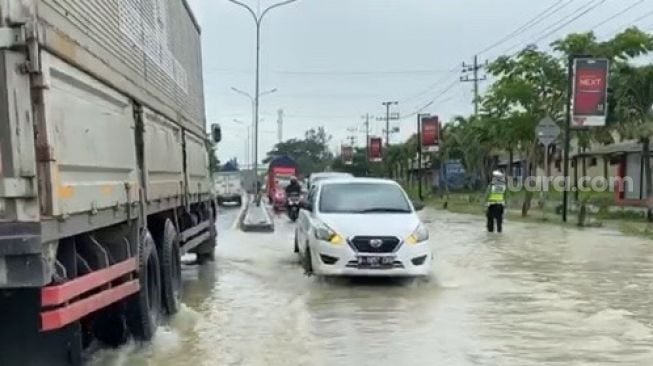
xmin=0 ymin=288 xmax=83 ymax=366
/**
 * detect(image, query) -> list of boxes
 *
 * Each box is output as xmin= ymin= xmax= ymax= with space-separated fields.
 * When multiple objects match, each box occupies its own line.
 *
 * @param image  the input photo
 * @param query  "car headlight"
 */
xmin=406 ymin=223 xmax=429 ymax=245
xmin=314 ymin=222 xmax=344 ymax=245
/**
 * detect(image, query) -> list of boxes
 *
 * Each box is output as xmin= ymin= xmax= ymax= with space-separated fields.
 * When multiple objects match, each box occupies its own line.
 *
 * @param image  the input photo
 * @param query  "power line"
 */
xmin=273 ymin=69 xmax=454 ymax=76
xmin=477 ymin=0 xmax=573 ymax=56
xmin=503 ymin=0 xmax=609 ymax=55
xmin=399 ymin=1 xmax=579 ymax=105
xmin=401 ymin=79 xmax=461 ymax=120
xmin=587 ymin=0 xmax=644 ymax=30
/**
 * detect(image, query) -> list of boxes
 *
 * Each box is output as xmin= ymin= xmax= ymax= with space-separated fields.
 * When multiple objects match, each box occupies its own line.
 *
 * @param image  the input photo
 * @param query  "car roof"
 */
xmin=318 ymin=177 xmax=400 ymax=186
xmin=310 ymin=172 xmax=352 ymax=179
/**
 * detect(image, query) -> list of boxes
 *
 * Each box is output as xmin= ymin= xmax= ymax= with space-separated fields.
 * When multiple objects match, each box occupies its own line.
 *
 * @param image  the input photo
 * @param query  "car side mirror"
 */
xmin=412 ymin=200 xmax=425 ymax=211
xmin=211 ymin=123 xmax=222 ymax=143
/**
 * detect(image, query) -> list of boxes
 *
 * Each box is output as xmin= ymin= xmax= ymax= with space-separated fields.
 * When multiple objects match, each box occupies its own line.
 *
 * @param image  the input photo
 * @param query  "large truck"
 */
xmin=0 ymin=1 xmax=219 ymax=365
xmin=266 ymin=155 xmax=298 ymax=211
xmin=215 ymin=171 xmax=243 ymax=206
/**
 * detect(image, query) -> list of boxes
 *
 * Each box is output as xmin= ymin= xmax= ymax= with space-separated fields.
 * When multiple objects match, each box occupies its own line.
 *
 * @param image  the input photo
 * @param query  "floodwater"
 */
xmin=90 ymin=205 xmax=653 ymax=366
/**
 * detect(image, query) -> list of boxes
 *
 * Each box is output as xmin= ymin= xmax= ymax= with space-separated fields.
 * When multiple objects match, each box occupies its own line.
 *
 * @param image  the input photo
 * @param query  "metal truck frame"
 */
xmin=0 ymin=1 xmax=218 ymax=365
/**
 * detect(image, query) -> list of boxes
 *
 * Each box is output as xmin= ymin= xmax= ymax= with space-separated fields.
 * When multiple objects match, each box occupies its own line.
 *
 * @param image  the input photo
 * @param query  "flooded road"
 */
xmin=91 ymin=206 xmax=653 ymax=366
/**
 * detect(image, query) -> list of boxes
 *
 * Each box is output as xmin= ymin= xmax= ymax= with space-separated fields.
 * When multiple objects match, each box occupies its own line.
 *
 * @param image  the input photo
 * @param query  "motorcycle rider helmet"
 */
xmin=492 ymin=170 xmax=505 ymax=178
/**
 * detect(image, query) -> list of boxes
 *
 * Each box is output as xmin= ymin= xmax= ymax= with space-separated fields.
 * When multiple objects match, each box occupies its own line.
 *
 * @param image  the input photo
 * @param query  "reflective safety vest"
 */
xmin=487 ymin=184 xmax=506 ymax=204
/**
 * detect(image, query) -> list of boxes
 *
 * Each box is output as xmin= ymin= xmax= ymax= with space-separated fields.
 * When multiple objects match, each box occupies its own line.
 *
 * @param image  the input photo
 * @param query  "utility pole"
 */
xmin=417 ymin=114 xmax=424 ymax=201
xmin=363 ymin=114 xmax=371 ymax=154
xmin=460 ymin=55 xmax=488 ymax=117
xmin=227 ymin=0 xmax=298 ymax=204
xmin=277 ymin=109 xmax=284 ymax=143
xmin=346 ymin=127 xmax=357 ymax=147
xmin=381 ymin=101 xmax=399 ymax=148
xmin=363 ymin=114 xmax=371 ymax=176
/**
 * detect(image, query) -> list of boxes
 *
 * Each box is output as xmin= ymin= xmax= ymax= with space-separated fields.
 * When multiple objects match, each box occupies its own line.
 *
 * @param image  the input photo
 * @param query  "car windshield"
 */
xmin=319 ymin=183 xmax=411 ymax=214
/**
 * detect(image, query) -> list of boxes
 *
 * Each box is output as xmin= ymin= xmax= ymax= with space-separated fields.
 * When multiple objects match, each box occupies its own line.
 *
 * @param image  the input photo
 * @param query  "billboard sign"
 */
xmin=341 ymin=145 xmax=354 ymax=165
xmin=421 ymin=116 xmax=440 ymax=152
xmin=368 ymin=137 xmax=383 ymax=162
xmin=572 ymin=58 xmax=609 ymax=128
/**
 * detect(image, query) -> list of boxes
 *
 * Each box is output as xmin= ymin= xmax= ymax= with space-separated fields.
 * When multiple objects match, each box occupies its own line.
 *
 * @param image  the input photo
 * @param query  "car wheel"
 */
xmin=293 ymin=233 xmax=299 ymax=254
xmin=302 ymin=245 xmax=313 ymax=275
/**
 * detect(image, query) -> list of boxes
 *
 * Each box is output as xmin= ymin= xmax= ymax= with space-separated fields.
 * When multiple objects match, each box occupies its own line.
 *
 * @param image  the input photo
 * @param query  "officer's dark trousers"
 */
xmin=486 ymin=204 xmax=504 ymax=233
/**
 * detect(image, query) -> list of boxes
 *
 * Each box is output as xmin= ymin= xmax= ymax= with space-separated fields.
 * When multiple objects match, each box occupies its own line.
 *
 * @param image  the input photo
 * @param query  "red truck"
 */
xmin=266 ymin=156 xmax=298 ymax=211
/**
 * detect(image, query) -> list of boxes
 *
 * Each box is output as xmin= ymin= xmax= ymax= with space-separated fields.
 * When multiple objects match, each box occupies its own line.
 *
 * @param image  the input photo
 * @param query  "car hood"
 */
xmin=319 ymin=213 xmax=420 ymax=239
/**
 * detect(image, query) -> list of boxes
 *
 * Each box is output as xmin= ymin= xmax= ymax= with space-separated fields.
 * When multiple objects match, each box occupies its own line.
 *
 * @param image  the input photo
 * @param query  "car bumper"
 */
xmin=218 ymin=194 xmax=241 ymax=202
xmin=310 ymin=240 xmax=432 ymax=277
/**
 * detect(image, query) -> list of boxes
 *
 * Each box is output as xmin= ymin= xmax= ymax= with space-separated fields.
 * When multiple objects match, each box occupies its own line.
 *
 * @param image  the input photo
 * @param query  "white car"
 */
xmin=294 ymin=178 xmax=431 ymax=277
xmin=308 ymin=172 xmax=353 ymax=190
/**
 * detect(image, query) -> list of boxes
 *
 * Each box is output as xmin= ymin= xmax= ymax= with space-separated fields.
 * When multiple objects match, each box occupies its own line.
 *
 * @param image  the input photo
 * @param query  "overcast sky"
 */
xmin=187 ymin=0 xmax=653 ymax=166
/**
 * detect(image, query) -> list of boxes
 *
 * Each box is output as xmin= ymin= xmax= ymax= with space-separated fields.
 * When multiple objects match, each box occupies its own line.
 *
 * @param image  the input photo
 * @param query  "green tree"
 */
xmin=483 ymin=46 xmax=566 ymax=215
xmin=263 ymin=127 xmax=334 ymax=176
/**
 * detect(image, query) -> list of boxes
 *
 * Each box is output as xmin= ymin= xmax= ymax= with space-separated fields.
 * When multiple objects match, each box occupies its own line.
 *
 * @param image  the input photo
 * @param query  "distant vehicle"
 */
xmin=215 ymin=172 xmax=243 ymax=206
xmin=294 ymin=178 xmax=431 ymax=277
xmin=308 ymin=172 xmax=353 ymax=189
xmin=267 ymin=155 xmax=298 ymax=211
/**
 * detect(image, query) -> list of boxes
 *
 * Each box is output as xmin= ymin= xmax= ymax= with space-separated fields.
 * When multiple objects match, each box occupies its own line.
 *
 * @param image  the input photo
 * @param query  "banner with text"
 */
xmin=572 ymin=58 xmax=609 ymax=128
xmin=368 ymin=137 xmax=383 ymax=162
xmin=421 ymin=116 xmax=440 ymax=152
xmin=341 ymin=145 xmax=353 ymax=165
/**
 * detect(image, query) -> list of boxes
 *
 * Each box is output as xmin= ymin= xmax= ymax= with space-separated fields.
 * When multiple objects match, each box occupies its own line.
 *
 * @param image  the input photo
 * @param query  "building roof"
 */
xmin=572 ymin=140 xmax=642 ymax=157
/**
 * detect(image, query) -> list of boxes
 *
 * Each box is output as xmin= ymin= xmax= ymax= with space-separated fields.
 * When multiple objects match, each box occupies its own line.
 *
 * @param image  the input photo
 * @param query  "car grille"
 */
xmin=346 ymin=260 xmax=404 ymax=269
xmin=349 ymin=236 xmax=401 ymax=253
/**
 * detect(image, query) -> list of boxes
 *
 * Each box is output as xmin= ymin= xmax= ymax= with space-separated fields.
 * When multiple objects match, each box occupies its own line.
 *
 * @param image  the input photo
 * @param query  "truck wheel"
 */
xmin=195 ymin=209 xmax=216 ymax=265
xmin=127 ymin=230 xmax=161 ymax=341
xmin=93 ymin=303 xmax=128 ymax=347
xmin=160 ymin=219 xmax=182 ymax=315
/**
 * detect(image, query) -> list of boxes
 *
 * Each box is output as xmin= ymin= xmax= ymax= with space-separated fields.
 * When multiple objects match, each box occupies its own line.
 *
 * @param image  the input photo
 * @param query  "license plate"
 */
xmin=357 ymin=256 xmax=395 ymax=267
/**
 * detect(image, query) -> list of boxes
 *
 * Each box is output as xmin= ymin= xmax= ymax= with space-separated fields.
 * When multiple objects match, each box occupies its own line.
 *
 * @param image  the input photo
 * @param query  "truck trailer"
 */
xmin=0 ymin=1 xmax=219 ymax=364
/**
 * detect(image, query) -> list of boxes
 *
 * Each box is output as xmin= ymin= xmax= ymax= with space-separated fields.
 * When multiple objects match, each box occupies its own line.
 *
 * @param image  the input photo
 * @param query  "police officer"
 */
xmin=486 ymin=170 xmax=507 ymax=233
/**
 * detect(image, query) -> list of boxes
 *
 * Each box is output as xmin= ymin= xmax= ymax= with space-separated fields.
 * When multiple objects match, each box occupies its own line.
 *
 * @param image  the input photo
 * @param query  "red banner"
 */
xmin=421 ymin=116 xmax=440 ymax=152
xmin=341 ymin=145 xmax=353 ymax=165
xmin=572 ymin=58 xmax=609 ymax=128
xmin=368 ymin=137 xmax=383 ymax=162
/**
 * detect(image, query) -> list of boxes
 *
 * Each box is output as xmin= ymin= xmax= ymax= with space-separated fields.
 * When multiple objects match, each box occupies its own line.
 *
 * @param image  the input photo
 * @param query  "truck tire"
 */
xmin=93 ymin=303 xmax=128 ymax=347
xmin=160 ymin=219 xmax=182 ymax=315
xmin=195 ymin=205 xmax=216 ymax=265
xmin=127 ymin=230 xmax=161 ymax=341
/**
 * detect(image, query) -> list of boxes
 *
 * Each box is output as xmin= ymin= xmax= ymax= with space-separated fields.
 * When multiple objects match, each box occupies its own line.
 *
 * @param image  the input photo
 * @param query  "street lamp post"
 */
xmin=228 ymin=0 xmax=298 ymax=203
xmin=232 ymin=119 xmax=251 ymax=168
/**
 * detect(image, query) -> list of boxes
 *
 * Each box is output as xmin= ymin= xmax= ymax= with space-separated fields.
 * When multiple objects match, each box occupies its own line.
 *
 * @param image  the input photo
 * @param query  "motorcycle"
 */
xmin=287 ymin=193 xmax=301 ymax=222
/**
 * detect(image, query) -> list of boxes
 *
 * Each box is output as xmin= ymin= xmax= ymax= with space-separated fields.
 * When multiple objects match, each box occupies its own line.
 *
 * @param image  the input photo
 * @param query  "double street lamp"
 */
xmin=227 ymin=0 xmax=299 ymax=200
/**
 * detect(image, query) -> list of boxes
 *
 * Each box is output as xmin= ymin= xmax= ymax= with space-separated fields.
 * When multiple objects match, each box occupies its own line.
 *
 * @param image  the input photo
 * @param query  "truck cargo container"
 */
xmin=0 ymin=1 xmax=219 ymax=364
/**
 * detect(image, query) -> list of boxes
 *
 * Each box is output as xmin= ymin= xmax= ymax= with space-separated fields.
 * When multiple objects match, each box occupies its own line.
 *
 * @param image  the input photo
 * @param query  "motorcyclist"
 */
xmin=486 ymin=170 xmax=507 ymax=233
xmin=285 ymin=176 xmax=302 ymax=197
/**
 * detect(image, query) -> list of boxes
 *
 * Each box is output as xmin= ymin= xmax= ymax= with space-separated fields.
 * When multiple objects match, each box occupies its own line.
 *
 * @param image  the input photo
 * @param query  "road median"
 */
xmin=240 ymin=196 xmax=275 ymax=232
